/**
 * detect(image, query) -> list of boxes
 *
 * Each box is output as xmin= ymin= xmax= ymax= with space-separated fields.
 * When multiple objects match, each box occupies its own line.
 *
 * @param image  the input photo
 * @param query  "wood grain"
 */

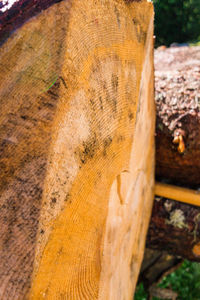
xmin=0 ymin=2 xmax=71 ymax=298
xmin=147 ymin=196 xmax=200 ymax=262
xmin=0 ymin=0 xmax=154 ymax=299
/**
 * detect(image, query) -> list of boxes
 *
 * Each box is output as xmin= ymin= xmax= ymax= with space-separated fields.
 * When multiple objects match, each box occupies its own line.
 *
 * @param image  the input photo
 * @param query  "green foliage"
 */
xmin=190 ymin=40 xmax=200 ymax=46
xmin=134 ymin=283 xmax=147 ymax=300
xmin=154 ymin=0 xmax=200 ymax=46
xmin=134 ymin=260 xmax=200 ymax=300
xmin=158 ymin=260 xmax=200 ymax=300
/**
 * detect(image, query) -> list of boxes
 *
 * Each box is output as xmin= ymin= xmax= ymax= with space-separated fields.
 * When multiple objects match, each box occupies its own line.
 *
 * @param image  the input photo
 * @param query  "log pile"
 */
xmin=146 ymin=46 xmax=200 ymax=265
xmin=155 ymin=46 xmax=200 ymax=186
xmin=140 ymin=46 xmax=200 ymax=297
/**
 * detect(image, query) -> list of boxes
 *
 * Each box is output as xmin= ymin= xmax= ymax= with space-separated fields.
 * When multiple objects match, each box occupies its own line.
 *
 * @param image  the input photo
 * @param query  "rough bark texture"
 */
xmin=155 ymin=46 xmax=200 ymax=187
xmin=147 ymin=196 xmax=200 ymax=262
xmin=139 ymin=47 xmax=200 ymax=291
xmin=0 ymin=1 xmax=154 ymax=299
xmin=0 ymin=0 xmax=64 ymax=45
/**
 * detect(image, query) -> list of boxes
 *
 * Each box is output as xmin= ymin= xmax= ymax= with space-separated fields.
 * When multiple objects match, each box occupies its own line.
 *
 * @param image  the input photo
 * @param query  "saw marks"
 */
xmin=30 ymin=1 xmax=154 ymax=299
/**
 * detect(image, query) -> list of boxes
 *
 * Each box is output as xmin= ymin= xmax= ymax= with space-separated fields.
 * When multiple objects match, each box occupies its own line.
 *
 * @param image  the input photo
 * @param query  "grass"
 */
xmin=189 ymin=40 xmax=200 ymax=46
xmin=134 ymin=260 xmax=200 ymax=300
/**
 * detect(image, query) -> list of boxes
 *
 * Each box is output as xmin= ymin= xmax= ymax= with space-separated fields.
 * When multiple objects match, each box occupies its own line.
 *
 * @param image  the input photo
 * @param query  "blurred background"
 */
xmin=154 ymin=0 xmax=200 ymax=46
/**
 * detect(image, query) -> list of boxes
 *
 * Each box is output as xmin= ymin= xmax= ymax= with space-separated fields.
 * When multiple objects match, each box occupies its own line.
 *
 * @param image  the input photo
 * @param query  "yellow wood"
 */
xmin=29 ymin=1 xmax=154 ymax=299
xmin=155 ymin=182 xmax=200 ymax=207
xmin=0 ymin=0 xmax=154 ymax=299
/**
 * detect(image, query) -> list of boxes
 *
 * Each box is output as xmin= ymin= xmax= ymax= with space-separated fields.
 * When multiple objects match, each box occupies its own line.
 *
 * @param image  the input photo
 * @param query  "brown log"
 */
xmin=146 ymin=47 xmax=200 ymax=263
xmin=147 ymin=195 xmax=200 ymax=262
xmin=0 ymin=1 xmax=154 ymax=299
xmin=139 ymin=249 xmax=182 ymax=288
xmin=155 ymin=46 xmax=200 ymax=187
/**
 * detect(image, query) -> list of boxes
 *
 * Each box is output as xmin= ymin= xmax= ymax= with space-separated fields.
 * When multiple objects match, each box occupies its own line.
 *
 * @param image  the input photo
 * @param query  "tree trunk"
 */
xmin=0 ymin=1 xmax=154 ymax=299
xmin=145 ymin=47 xmax=200 ymax=263
xmin=155 ymin=46 xmax=200 ymax=187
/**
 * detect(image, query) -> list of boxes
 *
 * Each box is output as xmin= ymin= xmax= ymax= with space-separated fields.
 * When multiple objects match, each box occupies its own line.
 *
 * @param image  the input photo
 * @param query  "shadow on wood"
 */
xmin=0 ymin=0 xmax=154 ymax=299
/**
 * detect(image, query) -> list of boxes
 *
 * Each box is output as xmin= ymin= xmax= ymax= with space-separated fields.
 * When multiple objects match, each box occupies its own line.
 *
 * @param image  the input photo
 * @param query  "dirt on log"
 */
xmin=155 ymin=46 xmax=200 ymax=186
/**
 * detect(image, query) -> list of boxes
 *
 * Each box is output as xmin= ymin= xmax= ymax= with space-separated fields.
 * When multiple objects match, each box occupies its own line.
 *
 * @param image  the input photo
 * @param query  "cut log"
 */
xmin=147 ymin=47 xmax=200 ymax=263
xmin=155 ymin=46 xmax=200 ymax=187
xmin=139 ymin=249 xmax=182 ymax=289
xmin=0 ymin=0 xmax=64 ymax=45
xmin=147 ymin=194 xmax=200 ymax=262
xmin=0 ymin=1 xmax=154 ymax=299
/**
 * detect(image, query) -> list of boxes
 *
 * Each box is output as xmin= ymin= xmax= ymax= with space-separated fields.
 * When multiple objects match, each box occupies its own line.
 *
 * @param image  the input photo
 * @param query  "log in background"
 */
xmin=146 ymin=46 xmax=200 ymax=264
xmin=155 ymin=46 xmax=200 ymax=186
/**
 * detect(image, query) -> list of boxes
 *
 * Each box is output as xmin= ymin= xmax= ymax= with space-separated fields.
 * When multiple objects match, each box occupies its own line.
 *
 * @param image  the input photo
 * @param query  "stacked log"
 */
xmin=0 ymin=1 xmax=154 ymax=299
xmin=155 ymin=46 xmax=200 ymax=186
xmin=146 ymin=46 xmax=200 ymax=263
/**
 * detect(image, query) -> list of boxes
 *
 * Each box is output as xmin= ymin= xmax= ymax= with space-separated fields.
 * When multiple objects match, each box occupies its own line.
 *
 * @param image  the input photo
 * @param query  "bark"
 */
xmin=140 ymin=249 xmax=182 ymax=288
xmin=0 ymin=0 xmax=64 ymax=45
xmin=147 ymin=196 xmax=200 ymax=262
xmin=155 ymin=46 xmax=200 ymax=187
xmin=0 ymin=1 xmax=154 ymax=299
xmin=147 ymin=47 xmax=200 ymax=263
xmin=138 ymin=47 xmax=200 ymax=291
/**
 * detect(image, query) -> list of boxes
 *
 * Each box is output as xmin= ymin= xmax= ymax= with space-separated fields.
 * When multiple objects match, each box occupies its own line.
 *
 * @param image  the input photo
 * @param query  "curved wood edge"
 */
xmin=0 ymin=0 xmax=154 ymax=299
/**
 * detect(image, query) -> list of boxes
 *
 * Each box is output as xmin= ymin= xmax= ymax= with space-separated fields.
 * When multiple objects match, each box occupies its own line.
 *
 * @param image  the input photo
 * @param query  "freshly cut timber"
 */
xmin=0 ymin=0 xmax=154 ymax=299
